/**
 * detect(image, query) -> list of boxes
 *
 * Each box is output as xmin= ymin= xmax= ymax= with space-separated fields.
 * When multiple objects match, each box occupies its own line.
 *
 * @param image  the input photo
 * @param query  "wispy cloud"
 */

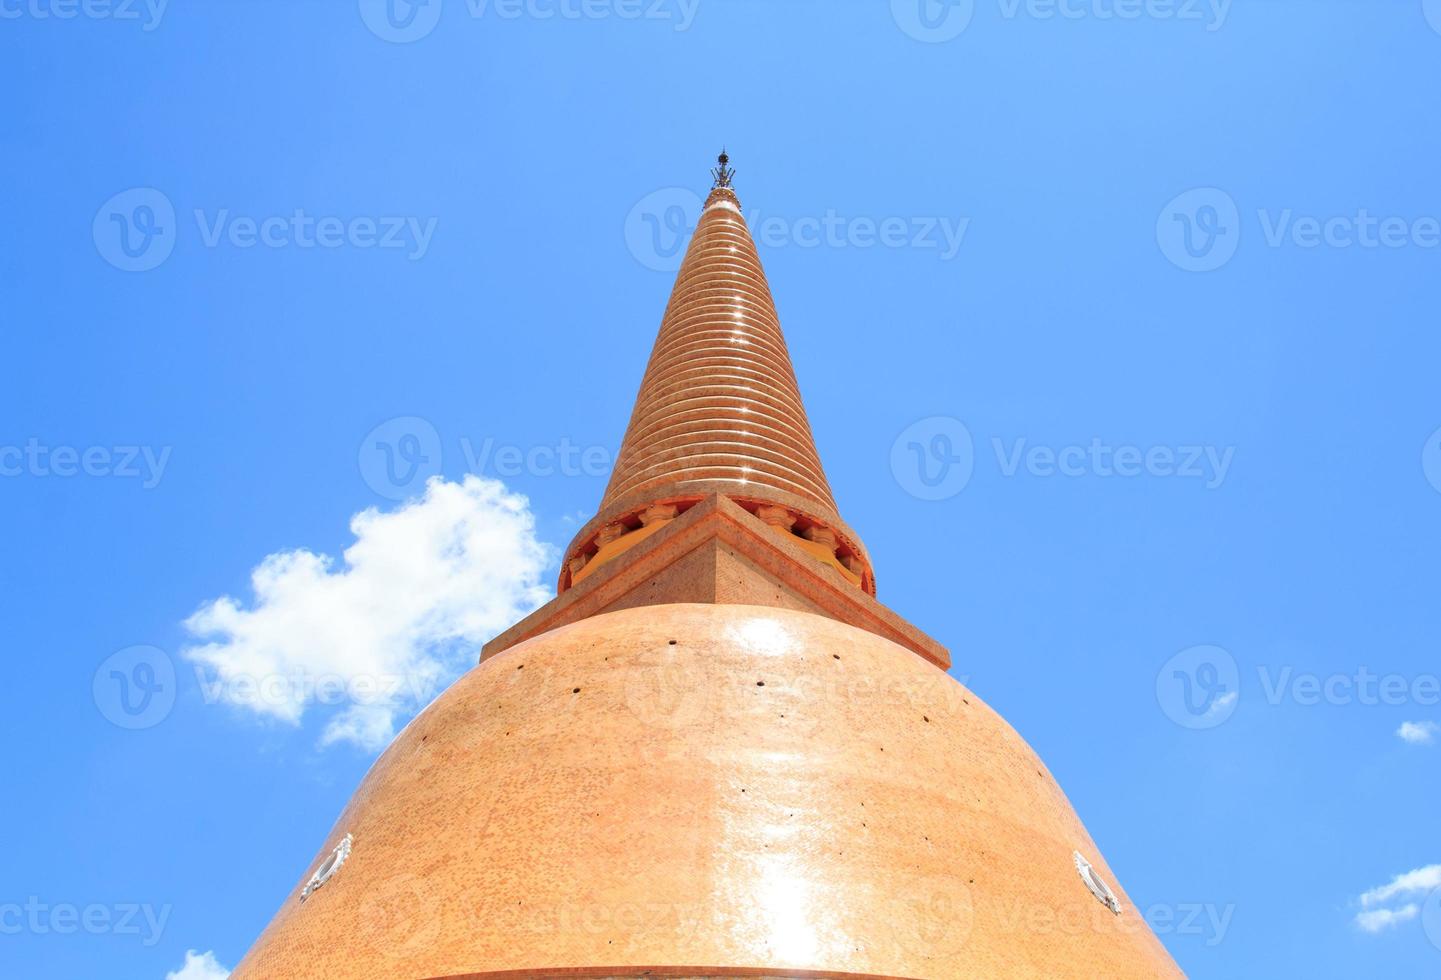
xmin=1355 ymin=905 xmax=1419 ymax=933
xmin=182 ymin=476 xmax=553 ymax=750
xmin=1396 ymin=721 xmax=1439 ymax=745
xmin=1360 ymin=865 xmax=1441 ymax=908
xmin=1353 ymin=864 xmax=1441 ymax=934
xmin=165 ymin=949 xmax=230 ymax=980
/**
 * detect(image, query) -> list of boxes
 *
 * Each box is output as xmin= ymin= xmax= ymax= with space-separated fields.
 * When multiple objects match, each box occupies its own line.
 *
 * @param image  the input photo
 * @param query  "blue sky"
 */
xmin=4 ymin=1 xmax=1441 ymax=977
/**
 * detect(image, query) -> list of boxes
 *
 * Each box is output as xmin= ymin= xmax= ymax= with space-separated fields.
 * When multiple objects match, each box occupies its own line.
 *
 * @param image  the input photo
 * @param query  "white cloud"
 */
xmin=183 ymin=476 xmax=553 ymax=749
xmin=1354 ymin=864 xmax=1441 ymax=935
xmin=165 ymin=949 xmax=230 ymax=980
xmin=1354 ymin=905 xmax=1419 ymax=933
xmin=1359 ymin=865 xmax=1441 ymax=908
xmin=1397 ymin=721 xmax=1439 ymax=745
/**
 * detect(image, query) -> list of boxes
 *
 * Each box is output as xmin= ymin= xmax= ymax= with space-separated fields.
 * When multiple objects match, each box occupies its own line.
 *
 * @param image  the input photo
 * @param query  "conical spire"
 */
xmin=602 ymin=165 xmax=838 ymax=516
xmin=559 ymin=153 xmax=873 ymax=595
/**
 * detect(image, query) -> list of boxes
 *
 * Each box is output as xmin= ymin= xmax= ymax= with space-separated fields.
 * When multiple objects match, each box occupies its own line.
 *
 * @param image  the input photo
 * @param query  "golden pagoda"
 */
xmin=232 ymin=154 xmax=1184 ymax=980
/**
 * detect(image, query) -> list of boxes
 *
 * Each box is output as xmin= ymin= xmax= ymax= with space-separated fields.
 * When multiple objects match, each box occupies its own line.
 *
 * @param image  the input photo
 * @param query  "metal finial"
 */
xmin=711 ymin=148 xmax=735 ymax=189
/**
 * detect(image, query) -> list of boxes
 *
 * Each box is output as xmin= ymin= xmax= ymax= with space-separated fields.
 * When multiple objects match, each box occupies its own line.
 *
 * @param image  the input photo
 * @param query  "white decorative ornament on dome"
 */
xmin=1074 ymin=850 xmax=1122 ymax=915
xmin=301 ymin=834 xmax=352 ymax=901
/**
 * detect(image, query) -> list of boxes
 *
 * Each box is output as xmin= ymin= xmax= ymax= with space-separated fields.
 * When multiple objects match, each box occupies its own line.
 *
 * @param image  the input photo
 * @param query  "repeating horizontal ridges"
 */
xmin=602 ymin=189 xmax=837 ymax=515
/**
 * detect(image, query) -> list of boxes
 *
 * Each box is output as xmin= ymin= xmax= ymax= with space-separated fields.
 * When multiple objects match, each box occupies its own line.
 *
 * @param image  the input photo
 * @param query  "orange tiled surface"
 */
xmin=232 ymin=604 xmax=1182 ymax=980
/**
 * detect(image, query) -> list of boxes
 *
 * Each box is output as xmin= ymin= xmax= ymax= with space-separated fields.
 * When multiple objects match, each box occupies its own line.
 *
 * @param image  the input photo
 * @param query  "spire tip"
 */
xmin=711 ymin=148 xmax=735 ymax=189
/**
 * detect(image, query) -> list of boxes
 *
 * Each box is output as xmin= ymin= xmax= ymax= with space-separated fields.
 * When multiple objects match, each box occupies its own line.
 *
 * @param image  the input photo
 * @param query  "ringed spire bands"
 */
xmin=604 ymin=183 xmax=837 ymax=511
xmin=560 ymin=157 xmax=874 ymax=595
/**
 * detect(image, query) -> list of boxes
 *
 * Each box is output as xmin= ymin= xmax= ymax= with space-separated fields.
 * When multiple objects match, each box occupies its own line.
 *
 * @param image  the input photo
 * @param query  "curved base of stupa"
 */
xmin=232 ymin=604 xmax=1183 ymax=979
